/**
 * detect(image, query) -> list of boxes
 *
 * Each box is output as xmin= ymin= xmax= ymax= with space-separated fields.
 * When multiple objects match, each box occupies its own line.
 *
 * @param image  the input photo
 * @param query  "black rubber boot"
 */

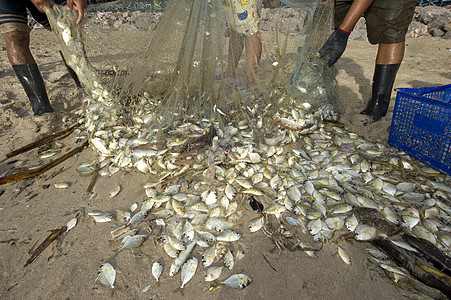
xmin=13 ymin=64 xmax=54 ymax=116
xmin=59 ymin=51 xmax=81 ymax=88
xmin=361 ymin=63 xmax=400 ymax=122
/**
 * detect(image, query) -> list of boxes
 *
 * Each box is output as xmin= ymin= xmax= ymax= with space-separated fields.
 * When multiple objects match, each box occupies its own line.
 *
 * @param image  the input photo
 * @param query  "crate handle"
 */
xmin=417 ymin=83 xmax=451 ymax=96
xmin=395 ymin=84 xmax=451 ymax=103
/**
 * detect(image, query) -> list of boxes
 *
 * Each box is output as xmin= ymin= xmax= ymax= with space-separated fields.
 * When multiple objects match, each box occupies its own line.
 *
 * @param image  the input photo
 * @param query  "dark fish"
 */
xmin=249 ymin=196 xmax=264 ymax=212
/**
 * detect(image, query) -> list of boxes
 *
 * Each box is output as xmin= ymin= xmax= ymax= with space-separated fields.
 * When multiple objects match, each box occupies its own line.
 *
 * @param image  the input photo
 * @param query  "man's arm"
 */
xmin=31 ymin=0 xmax=87 ymax=24
xmin=319 ymin=0 xmax=373 ymax=67
xmin=339 ymin=0 xmax=373 ymax=32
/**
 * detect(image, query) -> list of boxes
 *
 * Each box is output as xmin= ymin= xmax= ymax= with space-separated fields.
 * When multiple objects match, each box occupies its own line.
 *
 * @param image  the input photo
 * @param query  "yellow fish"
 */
xmin=239 ymin=0 xmax=249 ymax=5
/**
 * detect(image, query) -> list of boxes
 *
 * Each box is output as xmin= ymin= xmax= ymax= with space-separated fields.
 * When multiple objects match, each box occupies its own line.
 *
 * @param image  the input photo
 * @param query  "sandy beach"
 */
xmin=0 ymin=8 xmax=450 ymax=300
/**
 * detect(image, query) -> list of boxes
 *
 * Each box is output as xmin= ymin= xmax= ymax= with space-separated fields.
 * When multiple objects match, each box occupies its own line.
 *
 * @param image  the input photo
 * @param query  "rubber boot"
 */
xmin=361 ymin=64 xmax=400 ymax=122
xmin=59 ymin=51 xmax=81 ymax=88
xmin=13 ymin=64 xmax=54 ymax=116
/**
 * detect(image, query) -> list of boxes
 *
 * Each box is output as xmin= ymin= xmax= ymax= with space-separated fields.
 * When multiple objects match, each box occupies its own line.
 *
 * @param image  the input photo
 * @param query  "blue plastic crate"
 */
xmin=389 ymin=84 xmax=451 ymax=175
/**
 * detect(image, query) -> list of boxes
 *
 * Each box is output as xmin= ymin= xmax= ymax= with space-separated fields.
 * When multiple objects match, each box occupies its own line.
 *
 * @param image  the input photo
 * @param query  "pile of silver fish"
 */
xmin=46 ymin=5 xmax=450 ymax=295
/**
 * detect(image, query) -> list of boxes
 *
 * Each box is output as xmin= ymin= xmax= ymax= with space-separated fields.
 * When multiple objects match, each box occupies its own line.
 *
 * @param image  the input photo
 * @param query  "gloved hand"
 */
xmin=318 ymin=28 xmax=351 ymax=67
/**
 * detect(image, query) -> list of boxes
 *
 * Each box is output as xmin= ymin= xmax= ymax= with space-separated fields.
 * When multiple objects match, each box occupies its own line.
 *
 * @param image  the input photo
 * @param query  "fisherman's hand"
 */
xmin=67 ymin=0 xmax=87 ymax=24
xmin=318 ymin=28 xmax=351 ymax=67
xmin=31 ymin=0 xmax=55 ymax=13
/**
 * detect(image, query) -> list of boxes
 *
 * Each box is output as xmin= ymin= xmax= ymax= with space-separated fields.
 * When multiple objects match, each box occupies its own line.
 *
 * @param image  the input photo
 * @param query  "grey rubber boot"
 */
xmin=13 ymin=64 xmax=54 ymax=116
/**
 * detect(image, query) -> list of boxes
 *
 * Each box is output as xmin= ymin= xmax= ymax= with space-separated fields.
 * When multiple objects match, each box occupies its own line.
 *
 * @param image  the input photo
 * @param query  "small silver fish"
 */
xmin=367 ymin=249 xmax=389 ymax=261
xmin=96 ymin=263 xmax=116 ymax=289
xmin=183 ymin=221 xmax=195 ymax=241
xmin=225 ymin=184 xmax=236 ymax=200
xmin=54 ymin=182 xmax=70 ymax=189
xmin=205 ymin=266 xmax=223 ymax=282
xmin=205 ymin=190 xmax=217 ymax=205
xmin=224 ymin=248 xmax=234 ymax=270
xmin=164 ymin=242 xmax=179 ymax=258
xmin=88 ymin=212 xmax=112 ymax=223
xmin=345 ymin=214 xmax=358 ymax=232
xmin=216 ymin=230 xmax=241 ymax=242
xmin=169 ymin=241 xmax=196 ymax=276
xmin=236 ymin=243 xmax=246 ymax=260
xmin=131 ymin=144 xmax=158 ymax=158
xmin=249 ymin=216 xmax=264 ymax=232
xmin=128 ymin=210 xmax=147 ymax=225
xmin=379 ymin=263 xmax=407 ymax=276
xmin=221 ymin=274 xmax=252 ymax=290
xmin=354 ymin=224 xmax=376 ymax=241
xmin=180 ymin=257 xmax=198 ymax=288
xmin=390 ymin=240 xmax=418 ymax=253
xmin=337 ymin=246 xmax=351 ymax=265
xmin=66 ymin=217 xmax=77 ymax=232
xmin=152 ymin=261 xmax=163 ymax=282
xmin=202 ymin=245 xmax=216 ymax=268
xmin=140 ymin=284 xmax=151 ymax=293
xmin=163 ymin=185 xmax=180 ymax=196
xmin=119 ymin=235 xmax=146 ymax=251
xmin=40 ymin=151 xmax=57 ymax=159
xmin=205 ymin=218 xmax=233 ymax=232
xmin=109 ymin=185 xmax=121 ymax=198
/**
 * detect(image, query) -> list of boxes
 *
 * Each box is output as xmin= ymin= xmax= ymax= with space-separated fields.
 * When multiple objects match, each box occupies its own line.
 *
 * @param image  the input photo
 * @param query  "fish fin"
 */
xmin=209 ymin=283 xmax=222 ymax=292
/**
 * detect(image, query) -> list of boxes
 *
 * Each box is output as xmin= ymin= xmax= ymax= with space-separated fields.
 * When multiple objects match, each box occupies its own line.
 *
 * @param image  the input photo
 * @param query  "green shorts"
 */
xmin=334 ymin=0 xmax=417 ymax=44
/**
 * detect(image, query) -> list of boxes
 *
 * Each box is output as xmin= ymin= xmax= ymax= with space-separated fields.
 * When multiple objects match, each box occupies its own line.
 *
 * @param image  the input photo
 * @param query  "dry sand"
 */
xmin=0 ymin=17 xmax=450 ymax=300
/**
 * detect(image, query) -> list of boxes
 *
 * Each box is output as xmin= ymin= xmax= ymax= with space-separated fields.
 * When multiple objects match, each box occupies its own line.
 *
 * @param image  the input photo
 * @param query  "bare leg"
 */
xmin=3 ymin=30 xmax=35 ymax=65
xmin=224 ymin=31 xmax=244 ymax=79
xmin=376 ymin=42 xmax=405 ymax=65
xmin=244 ymin=32 xmax=262 ymax=87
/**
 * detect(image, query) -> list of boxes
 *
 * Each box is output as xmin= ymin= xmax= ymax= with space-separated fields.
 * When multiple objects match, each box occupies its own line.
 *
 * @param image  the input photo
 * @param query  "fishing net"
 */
xmin=86 ymin=0 xmax=166 ymax=11
xmin=284 ymin=0 xmax=340 ymax=110
xmin=46 ymin=0 xmax=340 ymax=164
xmin=116 ymin=0 xmax=341 ymax=127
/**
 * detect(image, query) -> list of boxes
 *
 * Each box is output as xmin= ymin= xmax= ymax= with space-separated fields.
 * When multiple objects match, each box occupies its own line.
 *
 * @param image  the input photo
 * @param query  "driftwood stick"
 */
xmin=24 ymin=226 xmax=66 ymax=267
xmin=46 ymin=167 xmax=65 ymax=181
xmin=0 ymin=141 xmax=88 ymax=185
xmin=402 ymin=234 xmax=451 ymax=276
xmin=371 ymin=238 xmax=451 ymax=298
xmin=3 ymin=123 xmax=80 ymax=161
xmin=86 ymin=164 xmax=99 ymax=195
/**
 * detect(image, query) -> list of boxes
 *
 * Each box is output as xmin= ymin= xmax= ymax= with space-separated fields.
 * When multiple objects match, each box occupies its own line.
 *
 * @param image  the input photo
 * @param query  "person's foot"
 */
xmin=33 ymin=103 xmax=54 ymax=116
xmin=32 ymin=111 xmax=60 ymax=132
xmin=354 ymin=113 xmax=375 ymax=126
